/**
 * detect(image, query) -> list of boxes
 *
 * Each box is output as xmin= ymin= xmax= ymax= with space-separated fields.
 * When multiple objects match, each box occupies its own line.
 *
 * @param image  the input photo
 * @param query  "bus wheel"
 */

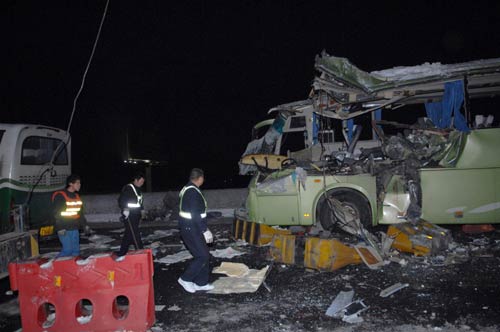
xmin=318 ymin=189 xmax=373 ymax=233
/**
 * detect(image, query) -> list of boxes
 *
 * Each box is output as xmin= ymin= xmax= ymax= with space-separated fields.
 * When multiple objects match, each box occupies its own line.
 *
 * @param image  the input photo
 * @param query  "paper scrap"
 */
xmin=210 ymin=247 xmax=246 ymax=259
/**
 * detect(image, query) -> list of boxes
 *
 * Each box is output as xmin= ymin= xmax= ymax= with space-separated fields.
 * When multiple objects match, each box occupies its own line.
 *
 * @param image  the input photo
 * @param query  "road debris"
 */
xmin=209 ymin=262 xmax=269 ymax=294
xmin=155 ymin=305 xmax=166 ymax=312
xmin=154 ymin=250 xmax=193 ymax=265
xmin=167 ymin=305 xmax=181 ymax=311
xmin=210 ymin=247 xmax=246 ymax=258
xmin=387 ymin=221 xmax=452 ymax=256
xmin=325 ymin=290 xmax=354 ymax=318
xmin=379 ymin=282 xmax=410 ymax=297
xmin=325 ymin=290 xmax=369 ymax=324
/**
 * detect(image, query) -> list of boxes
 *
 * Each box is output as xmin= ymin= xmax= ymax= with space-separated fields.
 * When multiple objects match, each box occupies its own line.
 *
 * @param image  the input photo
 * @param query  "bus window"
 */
xmin=355 ymin=113 xmax=375 ymax=140
xmin=290 ymin=116 xmax=306 ymax=129
xmin=280 ymin=131 xmax=306 ymax=156
xmin=318 ymin=130 xmax=334 ymax=143
xmin=21 ymin=136 xmax=68 ymax=165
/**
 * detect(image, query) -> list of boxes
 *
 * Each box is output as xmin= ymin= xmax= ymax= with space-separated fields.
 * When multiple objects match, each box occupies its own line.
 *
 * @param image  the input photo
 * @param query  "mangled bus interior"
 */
xmin=239 ymin=53 xmax=500 ymax=233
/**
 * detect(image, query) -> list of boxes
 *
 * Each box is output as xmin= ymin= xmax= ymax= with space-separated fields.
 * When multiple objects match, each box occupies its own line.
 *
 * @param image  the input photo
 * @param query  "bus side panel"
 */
xmin=421 ymin=168 xmax=499 ymax=224
xmin=0 ymin=187 xmax=13 ymax=233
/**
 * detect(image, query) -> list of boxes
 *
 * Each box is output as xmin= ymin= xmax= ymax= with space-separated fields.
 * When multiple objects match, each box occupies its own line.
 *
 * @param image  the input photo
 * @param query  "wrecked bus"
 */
xmin=238 ymin=53 xmax=500 ymax=234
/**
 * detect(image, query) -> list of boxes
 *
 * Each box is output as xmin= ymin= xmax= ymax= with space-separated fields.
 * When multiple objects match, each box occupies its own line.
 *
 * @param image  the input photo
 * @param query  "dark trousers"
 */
xmin=179 ymin=218 xmax=210 ymax=286
xmin=117 ymin=214 xmax=143 ymax=256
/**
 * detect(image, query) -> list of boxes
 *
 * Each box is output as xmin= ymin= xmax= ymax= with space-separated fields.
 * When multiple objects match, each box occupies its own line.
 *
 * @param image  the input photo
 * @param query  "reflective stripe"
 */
xmin=52 ymin=190 xmax=82 ymax=220
xmin=127 ymin=184 xmax=143 ymax=209
xmin=179 ymin=185 xmax=207 ymax=219
xmin=127 ymin=203 xmax=141 ymax=208
xmin=61 ymin=211 xmax=78 ymax=217
xmin=179 ymin=211 xmax=192 ymax=219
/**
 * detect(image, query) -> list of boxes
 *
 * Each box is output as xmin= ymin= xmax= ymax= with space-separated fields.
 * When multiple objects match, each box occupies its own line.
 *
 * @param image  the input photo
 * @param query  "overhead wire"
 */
xmin=25 ymin=0 xmax=110 ymax=206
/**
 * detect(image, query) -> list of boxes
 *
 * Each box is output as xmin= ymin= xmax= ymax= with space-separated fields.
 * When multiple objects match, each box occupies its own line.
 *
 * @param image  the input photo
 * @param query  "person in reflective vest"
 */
xmin=177 ymin=168 xmax=214 ymax=293
xmin=52 ymin=174 xmax=84 ymax=257
xmin=115 ymin=173 xmax=145 ymax=259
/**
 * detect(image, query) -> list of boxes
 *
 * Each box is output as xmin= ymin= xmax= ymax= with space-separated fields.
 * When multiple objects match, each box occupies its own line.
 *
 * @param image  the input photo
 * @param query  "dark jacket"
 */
xmin=179 ymin=182 xmax=207 ymax=231
xmin=118 ymin=183 xmax=144 ymax=216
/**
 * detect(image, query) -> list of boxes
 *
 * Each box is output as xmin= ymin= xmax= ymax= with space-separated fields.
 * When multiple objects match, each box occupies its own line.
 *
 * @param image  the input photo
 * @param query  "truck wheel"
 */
xmin=318 ymin=189 xmax=373 ymax=232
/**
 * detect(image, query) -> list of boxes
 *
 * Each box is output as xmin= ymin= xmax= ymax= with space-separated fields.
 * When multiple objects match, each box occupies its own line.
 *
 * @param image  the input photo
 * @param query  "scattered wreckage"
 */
xmin=234 ymin=53 xmax=500 ymax=271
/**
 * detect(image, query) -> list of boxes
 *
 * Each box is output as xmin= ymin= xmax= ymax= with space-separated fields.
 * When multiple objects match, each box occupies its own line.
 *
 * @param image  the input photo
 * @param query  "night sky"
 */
xmin=3 ymin=1 xmax=500 ymax=193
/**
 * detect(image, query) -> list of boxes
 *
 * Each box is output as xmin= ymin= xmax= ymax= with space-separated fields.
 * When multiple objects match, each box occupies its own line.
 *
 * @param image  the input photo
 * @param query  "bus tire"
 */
xmin=317 ymin=189 xmax=373 ymax=232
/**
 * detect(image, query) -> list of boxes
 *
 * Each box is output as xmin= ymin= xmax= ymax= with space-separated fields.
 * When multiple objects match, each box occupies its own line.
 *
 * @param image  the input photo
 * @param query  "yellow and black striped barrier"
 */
xmin=232 ymin=219 xmax=291 ymax=246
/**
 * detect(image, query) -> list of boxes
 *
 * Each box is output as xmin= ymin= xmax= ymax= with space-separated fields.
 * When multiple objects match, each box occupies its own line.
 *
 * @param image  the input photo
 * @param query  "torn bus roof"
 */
xmin=313 ymin=52 xmax=500 ymax=117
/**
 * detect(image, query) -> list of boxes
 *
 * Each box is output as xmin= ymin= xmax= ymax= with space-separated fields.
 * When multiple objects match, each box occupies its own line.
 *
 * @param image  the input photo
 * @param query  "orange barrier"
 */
xmin=9 ymin=249 xmax=155 ymax=332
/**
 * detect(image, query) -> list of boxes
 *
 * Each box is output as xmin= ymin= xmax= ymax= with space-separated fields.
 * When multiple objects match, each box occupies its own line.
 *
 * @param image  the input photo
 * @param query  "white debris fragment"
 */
xmin=148 ymin=241 xmax=162 ymax=249
xmin=234 ymin=239 xmax=249 ymax=246
xmin=342 ymin=313 xmax=364 ymax=324
xmin=88 ymin=234 xmax=114 ymax=244
xmin=5 ymin=290 xmax=13 ymax=296
xmin=77 ymin=314 xmax=92 ymax=324
xmin=209 ymin=263 xmax=269 ymax=294
xmin=86 ymin=234 xmax=115 ymax=249
xmin=155 ymin=305 xmax=166 ymax=312
xmin=210 ymin=247 xmax=246 ymax=258
xmin=326 ymin=291 xmax=369 ymax=324
xmin=326 ymin=290 xmax=354 ymax=318
xmin=76 ymin=258 xmax=92 ymax=265
xmin=380 ymin=283 xmax=410 ymax=297
xmin=154 ymin=250 xmax=193 ymax=265
xmin=167 ymin=305 xmax=181 ymax=311
xmin=389 ymin=256 xmax=408 ymax=266
xmin=40 ymin=259 xmax=54 ymax=269
xmin=42 ymin=313 xmax=56 ymax=328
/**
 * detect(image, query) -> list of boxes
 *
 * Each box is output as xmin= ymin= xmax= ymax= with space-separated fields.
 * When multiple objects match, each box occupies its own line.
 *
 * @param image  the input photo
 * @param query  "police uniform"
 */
xmin=117 ymin=183 xmax=144 ymax=256
xmin=178 ymin=182 xmax=209 ymax=286
xmin=52 ymin=189 xmax=84 ymax=257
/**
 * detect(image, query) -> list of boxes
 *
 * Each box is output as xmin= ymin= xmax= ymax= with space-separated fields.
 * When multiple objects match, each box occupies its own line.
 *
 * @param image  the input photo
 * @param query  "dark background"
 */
xmin=3 ymin=1 xmax=500 ymax=193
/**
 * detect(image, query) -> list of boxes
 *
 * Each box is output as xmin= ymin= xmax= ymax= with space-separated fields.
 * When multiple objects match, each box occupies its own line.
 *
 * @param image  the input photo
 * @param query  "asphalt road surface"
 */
xmin=0 ymin=218 xmax=499 ymax=332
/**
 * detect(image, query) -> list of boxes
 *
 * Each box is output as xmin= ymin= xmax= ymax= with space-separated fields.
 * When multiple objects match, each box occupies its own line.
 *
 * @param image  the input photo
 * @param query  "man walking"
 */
xmin=177 ymin=168 xmax=214 ymax=293
xmin=52 ymin=174 xmax=84 ymax=257
xmin=116 ymin=173 xmax=145 ymax=260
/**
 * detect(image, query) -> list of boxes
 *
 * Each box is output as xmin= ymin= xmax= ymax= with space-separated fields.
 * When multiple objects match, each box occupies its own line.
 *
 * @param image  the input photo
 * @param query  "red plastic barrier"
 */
xmin=9 ymin=249 xmax=155 ymax=332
